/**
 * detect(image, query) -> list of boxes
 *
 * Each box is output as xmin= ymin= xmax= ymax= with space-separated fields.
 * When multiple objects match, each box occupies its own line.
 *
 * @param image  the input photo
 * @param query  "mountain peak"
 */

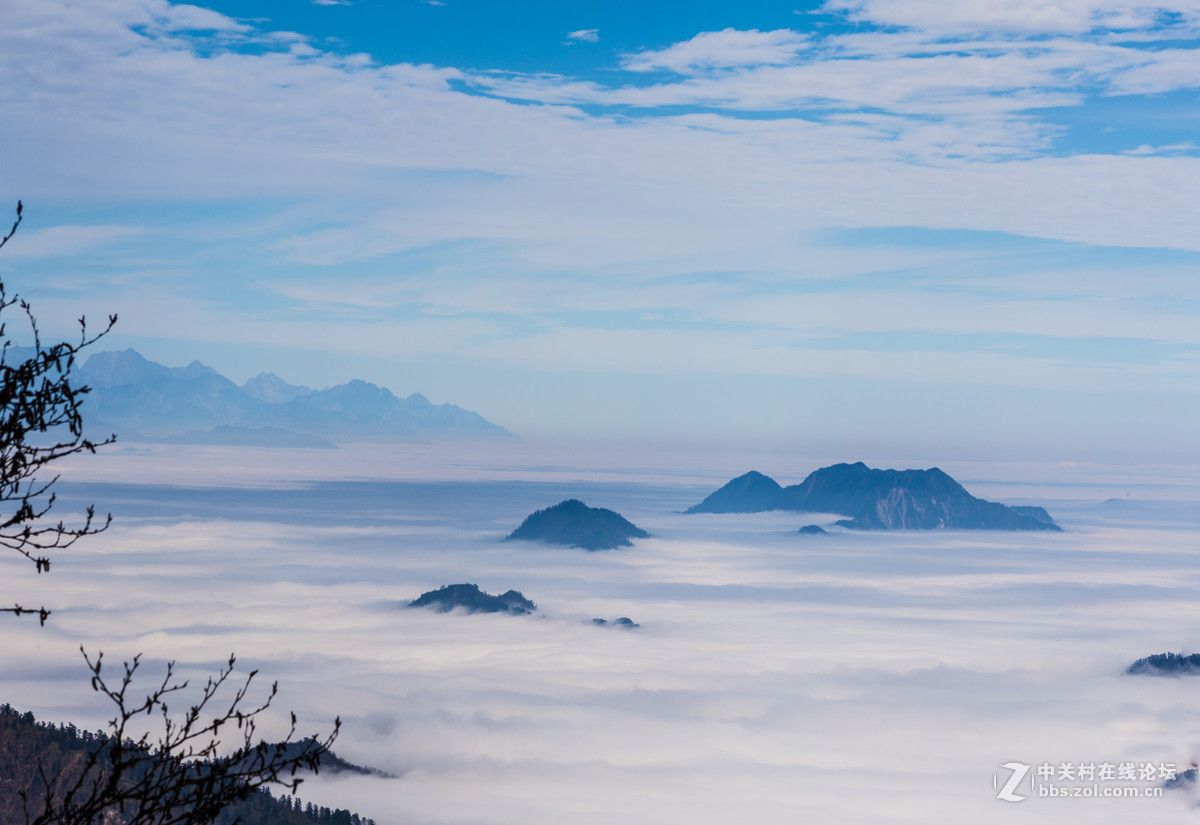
xmin=292 ymin=379 xmax=400 ymax=415
xmin=183 ymin=359 xmax=218 ymax=375
xmin=506 ymin=499 xmax=649 ymax=551
xmin=81 ymin=348 xmax=166 ymax=386
xmin=331 ymin=379 xmax=396 ymax=399
xmin=686 ymin=463 xmax=1060 ymax=531
xmin=82 ymin=350 xmax=225 ymax=387
xmin=686 ymin=470 xmax=784 ymax=514
xmin=242 ymin=371 xmax=312 ymax=404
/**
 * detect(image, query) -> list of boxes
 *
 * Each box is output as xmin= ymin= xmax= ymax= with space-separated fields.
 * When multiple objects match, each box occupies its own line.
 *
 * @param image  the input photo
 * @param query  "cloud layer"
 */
xmin=5 ymin=447 xmax=1200 ymax=823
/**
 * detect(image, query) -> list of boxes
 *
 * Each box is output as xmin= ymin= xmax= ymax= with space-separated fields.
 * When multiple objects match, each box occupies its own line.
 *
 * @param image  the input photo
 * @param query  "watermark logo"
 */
xmin=994 ymin=762 xmax=1031 ymax=802
xmin=993 ymin=759 xmax=1175 ymax=802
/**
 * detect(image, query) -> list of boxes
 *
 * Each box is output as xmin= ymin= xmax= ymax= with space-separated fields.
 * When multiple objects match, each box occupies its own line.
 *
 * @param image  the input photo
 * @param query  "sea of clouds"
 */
xmin=4 ymin=442 xmax=1200 ymax=824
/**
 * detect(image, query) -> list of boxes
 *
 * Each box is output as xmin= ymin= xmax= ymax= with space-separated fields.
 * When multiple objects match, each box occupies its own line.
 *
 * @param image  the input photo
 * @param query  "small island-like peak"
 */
xmin=506 ymin=499 xmax=648 ymax=551
xmin=408 ymin=583 xmax=536 ymax=615
xmin=1126 ymin=652 xmax=1200 ymax=676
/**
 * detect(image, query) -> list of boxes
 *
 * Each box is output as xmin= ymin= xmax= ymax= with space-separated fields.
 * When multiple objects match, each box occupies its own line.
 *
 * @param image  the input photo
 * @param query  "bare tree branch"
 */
xmin=24 ymin=651 xmax=340 ymax=825
xmin=0 ymin=200 xmax=21 ymax=252
xmin=0 ymin=201 xmax=117 ymax=622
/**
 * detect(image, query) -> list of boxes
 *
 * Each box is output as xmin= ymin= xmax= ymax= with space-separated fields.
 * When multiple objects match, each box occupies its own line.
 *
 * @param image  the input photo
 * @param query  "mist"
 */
xmin=4 ymin=443 xmax=1200 ymax=824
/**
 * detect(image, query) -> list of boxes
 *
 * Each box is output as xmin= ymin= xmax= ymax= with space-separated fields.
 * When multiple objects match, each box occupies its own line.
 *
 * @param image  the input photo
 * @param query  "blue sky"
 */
xmin=3 ymin=0 xmax=1200 ymax=459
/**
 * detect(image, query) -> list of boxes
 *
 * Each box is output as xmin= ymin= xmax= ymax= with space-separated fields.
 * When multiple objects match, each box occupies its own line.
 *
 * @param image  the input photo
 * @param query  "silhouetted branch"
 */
xmin=0 ymin=201 xmax=117 ymax=621
xmin=0 ymin=200 xmax=21 ymax=252
xmin=0 ymin=604 xmax=51 ymax=625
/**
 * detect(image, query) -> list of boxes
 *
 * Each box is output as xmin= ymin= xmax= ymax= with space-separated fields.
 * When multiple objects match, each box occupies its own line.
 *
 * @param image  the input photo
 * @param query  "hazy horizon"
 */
xmin=61 ymin=345 xmax=1200 ymax=466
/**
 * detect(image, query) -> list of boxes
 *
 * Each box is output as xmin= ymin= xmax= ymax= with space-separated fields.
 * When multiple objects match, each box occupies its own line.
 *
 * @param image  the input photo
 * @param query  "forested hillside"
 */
xmin=0 ymin=705 xmax=373 ymax=825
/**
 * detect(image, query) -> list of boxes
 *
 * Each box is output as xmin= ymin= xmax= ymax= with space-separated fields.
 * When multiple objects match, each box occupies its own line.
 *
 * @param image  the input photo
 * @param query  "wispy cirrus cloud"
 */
xmin=463 ymin=8 xmax=1200 ymax=167
xmin=1123 ymin=140 xmax=1198 ymax=155
xmin=0 ymin=224 xmax=149 ymax=259
xmin=457 ymin=2 xmax=1200 ymax=174
xmin=566 ymin=29 xmax=599 ymax=43
xmin=821 ymin=0 xmax=1200 ymax=35
xmin=473 ymin=25 xmax=1196 ymax=122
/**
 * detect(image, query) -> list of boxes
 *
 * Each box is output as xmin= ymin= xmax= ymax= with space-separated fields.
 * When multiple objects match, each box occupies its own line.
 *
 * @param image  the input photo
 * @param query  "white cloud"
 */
xmin=157 ymin=2 xmax=249 ymax=32
xmin=1103 ymin=44 xmax=1200 ymax=93
xmin=4 ymin=1 xmax=1197 ymax=205
xmin=566 ymin=29 xmax=599 ymax=43
xmin=622 ymin=28 xmax=809 ymax=74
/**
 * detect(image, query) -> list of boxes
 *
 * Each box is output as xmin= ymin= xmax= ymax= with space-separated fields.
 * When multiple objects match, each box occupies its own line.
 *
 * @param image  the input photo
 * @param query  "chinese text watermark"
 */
xmin=993 ymin=760 xmax=1176 ymax=802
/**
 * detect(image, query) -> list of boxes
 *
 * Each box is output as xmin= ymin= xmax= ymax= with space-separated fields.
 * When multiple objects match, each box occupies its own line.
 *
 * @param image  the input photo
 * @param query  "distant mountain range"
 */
xmin=506 ymin=499 xmax=650 ymax=550
xmin=78 ymin=349 xmax=513 ymax=446
xmin=687 ymin=462 xmax=1060 ymax=531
